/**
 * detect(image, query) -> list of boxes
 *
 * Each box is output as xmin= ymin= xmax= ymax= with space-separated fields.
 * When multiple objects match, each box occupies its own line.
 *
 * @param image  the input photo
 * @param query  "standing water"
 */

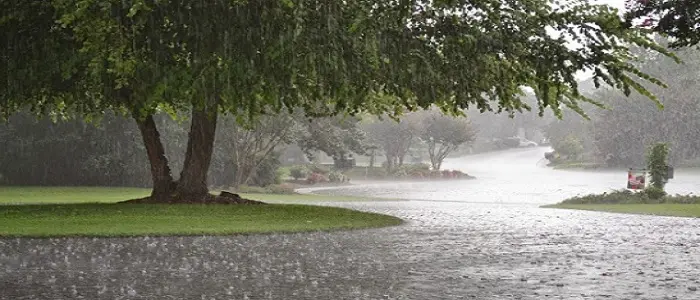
xmin=3 ymin=147 xmax=700 ymax=299
xmin=309 ymin=146 xmax=700 ymax=204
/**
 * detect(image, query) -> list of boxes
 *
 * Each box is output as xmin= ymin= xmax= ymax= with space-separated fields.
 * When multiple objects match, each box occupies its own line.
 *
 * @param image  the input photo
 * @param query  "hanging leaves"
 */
xmin=1 ymin=0 xmax=676 ymax=123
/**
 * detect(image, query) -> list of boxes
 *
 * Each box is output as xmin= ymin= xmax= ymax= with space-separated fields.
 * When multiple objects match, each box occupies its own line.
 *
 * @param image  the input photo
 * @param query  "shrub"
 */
xmin=265 ymin=183 xmax=297 ymax=194
xmin=643 ymin=186 xmax=667 ymax=200
xmin=559 ymin=189 xmax=700 ymax=205
xmin=503 ymin=137 xmax=521 ymax=148
xmin=248 ymin=153 xmax=282 ymax=187
xmin=306 ymin=172 xmax=329 ymax=184
xmin=327 ymin=171 xmax=347 ymax=183
xmin=647 ymin=143 xmax=669 ymax=190
xmin=289 ymin=166 xmax=307 ymax=180
xmin=308 ymin=164 xmax=330 ymax=175
xmin=560 ymin=190 xmax=646 ymax=204
xmin=555 ymin=135 xmax=584 ymax=160
xmin=392 ymin=163 xmax=431 ymax=178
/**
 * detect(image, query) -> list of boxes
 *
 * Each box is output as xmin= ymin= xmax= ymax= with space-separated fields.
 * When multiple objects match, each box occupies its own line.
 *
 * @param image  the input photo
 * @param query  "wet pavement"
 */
xmin=2 ymin=147 xmax=700 ymax=299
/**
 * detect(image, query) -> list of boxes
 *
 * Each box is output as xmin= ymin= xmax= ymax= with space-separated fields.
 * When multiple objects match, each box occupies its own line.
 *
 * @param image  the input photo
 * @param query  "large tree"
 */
xmin=1 ymin=0 xmax=676 ymax=202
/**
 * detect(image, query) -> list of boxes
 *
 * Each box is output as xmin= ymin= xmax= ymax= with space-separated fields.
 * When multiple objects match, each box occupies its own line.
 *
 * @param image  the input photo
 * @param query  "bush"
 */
xmin=327 ymin=171 xmax=348 ymax=183
xmin=306 ymin=172 xmax=329 ymax=184
xmin=559 ymin=189 xmax=700 ymax=205
xmin=248 ymin=154 xmax=282 ymax=187
xmin=555 ymin=135 xmax=584 ymax=160
xmin=391 ymin=163 xmax=432 ymax=178
xmin=503 ymin=137 xmax=521 ymax=148
xmin=560 ymin=190 xmax=654 ymax=204
xmin=289 ymin=166 xmax=307 ymax=180
xmin=265 ymin=183 xmax=297 ymax=194
xmin=308 ymin=164 xmax=331 ymax=175
xmin=643 ymin=186 xmax=666 ymax=200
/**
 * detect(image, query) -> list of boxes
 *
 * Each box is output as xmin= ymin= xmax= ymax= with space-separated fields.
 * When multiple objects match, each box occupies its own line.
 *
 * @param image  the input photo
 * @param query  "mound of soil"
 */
xmin=121 ymin=191 xmax=266 ymax=205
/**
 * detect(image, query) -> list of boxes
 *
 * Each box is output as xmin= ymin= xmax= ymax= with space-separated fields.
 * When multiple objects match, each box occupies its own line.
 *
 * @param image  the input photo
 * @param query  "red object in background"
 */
xmin=627 ymin=170 xmax=645 ymax=190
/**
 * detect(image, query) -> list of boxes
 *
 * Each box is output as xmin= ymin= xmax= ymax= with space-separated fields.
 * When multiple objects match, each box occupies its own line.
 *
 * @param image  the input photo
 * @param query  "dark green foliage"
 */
xmin=0 ymin=112 xmax=150 ymax=186
xmin=544 ymin=46 xmax=700 ymax=168
xmin=0 ymin=0 xmax=681 ymax=200
xmin=560 ymin=189 xmax=699 ymax=205
xmin=625 ymin=0 xmax=700 ymax=48
xmin=247 ymin=153 xmax=282 ymax=187
xmin=0 ymin=110 xmax=367 ymax=188
xmin=297 ymin=115 xmax=368 ymax=160
xmin=1 ymin=0 xmax=677 ymax=121
xmin=289 ymin=167 xmax=307 ymax=180
xmin=421 ymin=110 xmax=476 ymax=170
xmin=554 ymin=135 xmax=585 ymax=160
xmin=644 ymin=186 xmax=667 ymax=200
xmin=647 ymin=142 xmax=669 ymax=190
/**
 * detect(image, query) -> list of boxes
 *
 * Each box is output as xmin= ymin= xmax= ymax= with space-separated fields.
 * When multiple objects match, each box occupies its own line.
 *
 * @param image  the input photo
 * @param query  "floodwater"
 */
xmin=309 ymin=147 xmax=700 ymax=204
xmin=3 ymin=147 xmax=700 ymax=299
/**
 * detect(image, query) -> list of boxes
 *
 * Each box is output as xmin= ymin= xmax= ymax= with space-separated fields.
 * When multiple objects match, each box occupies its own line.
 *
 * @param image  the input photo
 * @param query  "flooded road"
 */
xmin=3 ymin=147 xmax=700 ymax=299
xmin=312 ymin=147 xmax=700 ymax=204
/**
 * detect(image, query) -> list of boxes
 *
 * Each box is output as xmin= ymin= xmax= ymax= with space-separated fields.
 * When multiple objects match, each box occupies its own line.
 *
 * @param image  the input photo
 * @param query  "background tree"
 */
xmin=0 ymin=112 xmax=150 ymax=186
xmin=297 ymin=115 xmax=368 ymax=162
xmin=421 ymin=110 xmax=477 ymax=170
xmin=543 ymin=44 xmax=700 ymax=167
xmin=363 ymin=112 xmax=422 ymax=171
xmin=216 ymin=112 xmax=299 ymax=188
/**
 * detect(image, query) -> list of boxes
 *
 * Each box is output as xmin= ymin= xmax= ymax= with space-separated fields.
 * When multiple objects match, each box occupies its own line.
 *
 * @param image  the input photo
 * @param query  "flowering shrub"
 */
xmin=391 ymin=164 xmax=472 ymax=180
xmin=306 ymin=172 xmax=329 ymax=184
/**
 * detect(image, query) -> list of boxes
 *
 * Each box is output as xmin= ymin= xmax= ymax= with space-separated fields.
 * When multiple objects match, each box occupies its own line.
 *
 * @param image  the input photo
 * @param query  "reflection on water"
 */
xmin=3 ymin=147 xmax=700 ymax=299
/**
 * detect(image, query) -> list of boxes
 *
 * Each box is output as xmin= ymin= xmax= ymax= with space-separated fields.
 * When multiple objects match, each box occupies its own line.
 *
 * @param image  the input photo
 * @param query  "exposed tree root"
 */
xmin=121 ymin=191 xmax=266 ymax=205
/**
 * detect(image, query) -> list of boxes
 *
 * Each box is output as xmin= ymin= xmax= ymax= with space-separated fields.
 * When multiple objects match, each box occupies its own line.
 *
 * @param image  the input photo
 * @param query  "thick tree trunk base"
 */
xmin=121 ymin=191 xmax=266 ymax=205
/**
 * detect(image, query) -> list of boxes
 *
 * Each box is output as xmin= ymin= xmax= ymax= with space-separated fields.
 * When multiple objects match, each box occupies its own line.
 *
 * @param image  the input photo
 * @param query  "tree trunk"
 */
xmin=385 ymin=154 xmax=394 ymax=172
xmin=135 ymin=114 xmax=175 ymax=200
xmin=177 ymin=107 xmax=218 ymax=198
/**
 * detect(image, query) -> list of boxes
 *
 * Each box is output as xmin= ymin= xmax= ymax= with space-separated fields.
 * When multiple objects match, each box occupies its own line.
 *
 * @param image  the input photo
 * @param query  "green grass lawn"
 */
xmin=0 ymin=186 xmax=402 ymax=238
xmin=0 ymin=186 xmax=380 ymax=205
xmin=543 ymin=203 xmax=700 ymax=218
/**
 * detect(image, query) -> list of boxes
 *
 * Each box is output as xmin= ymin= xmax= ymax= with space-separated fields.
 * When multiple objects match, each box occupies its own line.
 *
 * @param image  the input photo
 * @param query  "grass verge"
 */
xmin=0 ymin=186 xmax=402 ymax=238
xmin=543 ymin=189 xmax=700 ymax=218
xmin=0 ymin=186 xmax=382 ymax=205
xmin=542 ymin=203 xmax=700 ymax=218
xmin=0 ymin=203 xmax=403 ymax=238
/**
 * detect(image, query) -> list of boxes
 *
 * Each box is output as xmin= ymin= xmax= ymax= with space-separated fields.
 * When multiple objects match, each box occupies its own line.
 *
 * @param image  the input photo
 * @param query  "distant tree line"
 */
xmin=0 ymin=110 xmax=366 ymax=188
xmin=544 ymin=44 xmax=700 ymax=167
xmin=0 ymin=107 xmax=477 ymax=187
